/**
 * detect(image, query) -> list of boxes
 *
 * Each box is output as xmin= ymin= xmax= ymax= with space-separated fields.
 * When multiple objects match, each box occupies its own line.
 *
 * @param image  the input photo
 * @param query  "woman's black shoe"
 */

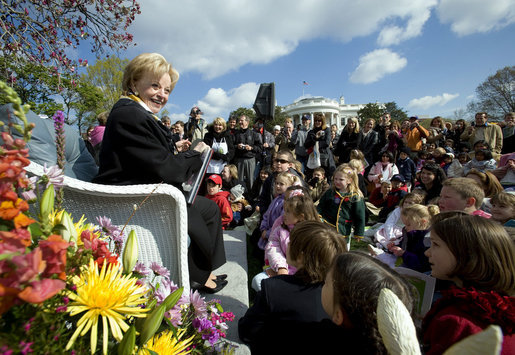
xmin=216 ymin=274 xmax=228 ymax=281
xmin=191 ymin=279 xmax=228 ymax=294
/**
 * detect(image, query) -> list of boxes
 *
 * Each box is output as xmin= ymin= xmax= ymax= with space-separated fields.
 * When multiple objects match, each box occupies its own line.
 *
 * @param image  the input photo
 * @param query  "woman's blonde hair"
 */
xmin=224 ymin=164 xmax=238 ymax=180
xmin=122 ymin=53 xmax=180 ymax=95
xmin=401 ymin=204 xmax=440 ymax=229
xmin=212 ymin=117 xmax=227 ymax=131
xmin=346 ymin=117 xmax=360 ymax=134
xmin=431 ymin=215 xmax=515 ymax=295
xmin=333 ymin=164 xmax=363 ymax=198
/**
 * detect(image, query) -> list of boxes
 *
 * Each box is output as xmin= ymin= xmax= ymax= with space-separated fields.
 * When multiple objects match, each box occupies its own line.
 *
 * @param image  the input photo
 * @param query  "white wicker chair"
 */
xmin=25 ymin=161 xmax=190 ymax=291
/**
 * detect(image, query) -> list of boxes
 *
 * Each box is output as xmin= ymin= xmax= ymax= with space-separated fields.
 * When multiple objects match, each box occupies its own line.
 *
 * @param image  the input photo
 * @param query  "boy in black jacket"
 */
xmin=396 ymin=146 xmax=416 ymax=191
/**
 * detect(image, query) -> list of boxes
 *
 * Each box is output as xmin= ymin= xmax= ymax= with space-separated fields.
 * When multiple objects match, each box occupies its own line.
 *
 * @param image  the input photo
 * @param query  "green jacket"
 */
xmin=316 ymin=188 xmax=365 ymax=237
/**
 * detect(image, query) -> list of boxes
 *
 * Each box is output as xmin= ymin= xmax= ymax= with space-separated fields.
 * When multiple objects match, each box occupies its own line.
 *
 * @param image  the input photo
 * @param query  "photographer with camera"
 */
xmin=404 ymin=115 xmax=429 ymax=157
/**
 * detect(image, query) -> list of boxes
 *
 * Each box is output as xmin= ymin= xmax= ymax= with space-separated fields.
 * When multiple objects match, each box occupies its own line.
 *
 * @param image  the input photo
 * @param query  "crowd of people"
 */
xmin=88 ymin=52 xmax=514 ymax=354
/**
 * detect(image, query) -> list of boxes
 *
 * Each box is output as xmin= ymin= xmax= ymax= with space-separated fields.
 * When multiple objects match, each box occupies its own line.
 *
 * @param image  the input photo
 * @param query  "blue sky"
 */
xmin=79 ymin=0 xmax=515 ymax=123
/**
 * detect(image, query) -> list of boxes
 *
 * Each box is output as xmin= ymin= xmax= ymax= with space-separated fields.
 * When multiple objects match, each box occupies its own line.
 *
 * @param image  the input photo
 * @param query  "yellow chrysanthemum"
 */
xmin=139 ymin=328 xmax=194 ymax=355
xmin=65 ymin=258 xmax=149 ymax=355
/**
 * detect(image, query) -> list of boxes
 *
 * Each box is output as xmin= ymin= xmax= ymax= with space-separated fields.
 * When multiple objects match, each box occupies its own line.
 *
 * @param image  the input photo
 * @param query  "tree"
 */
xmin=0 ymin=0 xmax=140 ymax=74
xmin=357 ymin=103 xmax=384 ymax=125
xmin=384 ymin=101 xmax=408 ymax=122
xmin=0 ymin=55 xmax=66 ymax=116
xmin=80 ymin=56 xmax=128 ymax=113
xmin=230 ymin=107 xmax=256 ymax=122
xmin=69 ymin=82 xmax=104 ymax=132
xmin=470 ymin=66 xmax=515 ymax=120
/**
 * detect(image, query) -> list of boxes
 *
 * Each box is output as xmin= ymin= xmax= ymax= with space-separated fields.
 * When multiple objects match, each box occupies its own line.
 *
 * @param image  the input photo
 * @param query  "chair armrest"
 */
xmin=25 ymin=161 xmax=190 ymax=291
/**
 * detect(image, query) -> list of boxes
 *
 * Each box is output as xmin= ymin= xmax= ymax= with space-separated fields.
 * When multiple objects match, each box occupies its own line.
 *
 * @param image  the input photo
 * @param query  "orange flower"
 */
xmin=18 ymin=278 xmax=66 ymax=304
xmin=39 ymin=235 xmax=69 ymax=280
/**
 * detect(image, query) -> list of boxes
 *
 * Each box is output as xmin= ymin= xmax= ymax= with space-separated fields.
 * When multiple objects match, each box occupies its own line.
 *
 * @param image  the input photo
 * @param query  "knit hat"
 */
xmin=207 ymin=174 xmax=222 ymax=185
xmin=230 ymin=184 xmax=245 ymax=201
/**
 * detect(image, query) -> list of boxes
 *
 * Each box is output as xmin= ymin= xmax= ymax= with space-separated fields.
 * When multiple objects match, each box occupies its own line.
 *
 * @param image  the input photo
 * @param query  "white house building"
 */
xmin=283 ymin=96 xmax=378 ymax=131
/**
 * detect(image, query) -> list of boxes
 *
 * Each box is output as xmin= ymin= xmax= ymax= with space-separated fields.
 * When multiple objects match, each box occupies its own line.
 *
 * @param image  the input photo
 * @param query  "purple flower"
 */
xmin=133 ymin=262 xmax=151 ymax=277
xmin=165 ymin=307 xmax=183 ymax=327
xmin=150 ymin=262 xmax=170 ymax=279
xmin=193 ymin=317 xmax=212 ymax=332
xmin=42 ymin=164 xmax=64 ymax=188
xmin=189 ymin=290 xmax=207 ymax=318
xmin=21 ymin=176 xmax=38 ymax=201
xmin=96 ymin=216 xmax=121 ymax=236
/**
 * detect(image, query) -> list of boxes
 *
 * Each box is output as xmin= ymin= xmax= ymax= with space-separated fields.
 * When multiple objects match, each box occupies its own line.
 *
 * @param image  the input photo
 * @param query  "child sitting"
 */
xmin=251 ymin=186 xmax=319 ymax=291
xmin=446 ymin=152 xmax=465 ymax=177
xmin=377 ymin=174 xmax=408 ymax=222
xmin=205 ymin=174 xmax=233 ymax=229
xmin=490 ymin=191 xmax=515 ymax=227
xmin=348 ymin=158 xmax=368 ymax=197
xmin=239 ymin=221 xmax=348 ymax=352
xmin=415 ymin=150 xmax=429 ymax=172
xmin=463 ymin=149 xmax=497 ymax=175
xmin=386 ymin=204 xmax=439 ymax=272
xmin=308 ymin=167 xmax=330 ymax=203
xmin=249 ymin=166 xmax=271 ymax=208
xmin=277 ymin=252 xmax=412 ymax=353
xmin=422 ymin=215 xmax=515 ymax=354
xmin=317 ymin=164 xmax=365 ymax=239
xmin=368 ymin=191 xmax=426 ymax=254
xmin=438 ymin=177 xmax=491 ymax=218
xmin=367 ymin=181 xmax=391 ymax=210
xmin=258 ymin=171 xmax=299 ymax=249
xmin=229 ymin=184 xmax=252 ymax=227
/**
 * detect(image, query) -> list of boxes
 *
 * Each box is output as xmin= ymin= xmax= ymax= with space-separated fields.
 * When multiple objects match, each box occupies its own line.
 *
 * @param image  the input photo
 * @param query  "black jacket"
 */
xmin=234 ymin=128 xmax=263 ymax=159
xmin=203 ymin=126 xmax=235 ymax=163
xmin=94 ymin=99 xmax=201 ymax=186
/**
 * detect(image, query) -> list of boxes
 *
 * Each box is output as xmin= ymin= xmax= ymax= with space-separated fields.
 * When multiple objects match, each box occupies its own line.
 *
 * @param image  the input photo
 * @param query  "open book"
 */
xmin=182 ymin=148 xmax=213 ymax=205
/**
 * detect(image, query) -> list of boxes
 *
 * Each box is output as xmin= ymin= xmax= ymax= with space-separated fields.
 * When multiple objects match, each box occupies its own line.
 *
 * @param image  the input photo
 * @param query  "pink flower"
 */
xmin=150 ymin=262 xmax=170 ymax=279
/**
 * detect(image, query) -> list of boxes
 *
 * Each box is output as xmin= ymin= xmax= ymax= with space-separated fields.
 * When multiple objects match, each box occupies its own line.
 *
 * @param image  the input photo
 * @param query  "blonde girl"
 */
xmin=258 ymin=172 xmax=299 ymax=249
xmin=423 ymin=215 xmax=515 ymax=354
xmin=349 ymin=149 xmax=368 ymax=172
xmin=387 ymin=204 xmax=439 ymax=272
xmin=370 ymin=190 xmax=427 ymax=252
xmin=317 ymin=164 xmax=365 ymax=239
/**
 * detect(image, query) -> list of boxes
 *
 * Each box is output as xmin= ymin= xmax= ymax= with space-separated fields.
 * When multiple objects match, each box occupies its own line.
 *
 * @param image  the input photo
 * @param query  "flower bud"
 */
xmin=117 ymin=325 xmax=136 ymax=355
xmin=60 ymin=211 xmax=77 ymax=244
xmin=123 ymin=230 xmax=138 ymax=274
xmin=40 ymin=184 xmax=55 ymax=221
xmin=162 ymin=287 xmax=183 ymax=311
xmin=139 ymin=303 xmax=165 ymax=346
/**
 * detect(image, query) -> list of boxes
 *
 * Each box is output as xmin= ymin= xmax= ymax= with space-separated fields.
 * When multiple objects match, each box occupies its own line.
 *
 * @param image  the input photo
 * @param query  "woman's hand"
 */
xmin=193 ymin=141 xmax=209 ymax=153
xmin=176 ymin=139 xmax=191 ymax=152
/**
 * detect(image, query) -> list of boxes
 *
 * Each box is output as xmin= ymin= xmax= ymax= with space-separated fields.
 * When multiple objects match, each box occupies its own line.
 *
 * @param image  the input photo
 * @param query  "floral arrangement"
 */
xmin=0 ymin=82 xmax=235 ymax=354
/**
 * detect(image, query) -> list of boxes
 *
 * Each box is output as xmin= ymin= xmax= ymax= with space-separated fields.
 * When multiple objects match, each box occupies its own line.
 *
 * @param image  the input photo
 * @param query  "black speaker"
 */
xmin=253 ymin=82 xmax=275 ymax=121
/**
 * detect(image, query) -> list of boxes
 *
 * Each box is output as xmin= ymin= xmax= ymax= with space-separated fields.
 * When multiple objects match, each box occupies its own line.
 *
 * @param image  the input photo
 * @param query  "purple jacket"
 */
xmin=260 ymin=194 xmax=285 ymax=239
xmin=265 ymin=215 xmax=297 ymax=274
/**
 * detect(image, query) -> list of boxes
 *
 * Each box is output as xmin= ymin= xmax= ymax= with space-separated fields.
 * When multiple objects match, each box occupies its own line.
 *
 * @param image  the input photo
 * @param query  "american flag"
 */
xmin=303 ymin=81 xmax=309 ymax=85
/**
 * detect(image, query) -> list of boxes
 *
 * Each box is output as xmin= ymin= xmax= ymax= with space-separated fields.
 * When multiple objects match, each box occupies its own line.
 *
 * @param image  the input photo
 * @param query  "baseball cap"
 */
xmin=302 ymin=114 xmax=311 ymax=121
xmin=391 ymin=174 xmax=406 ymax=183
xmin=273 ymin=125 xmax=281 ymax=131
xmin=207 ymin=174 xmax=222 ymax=185
xmin=409 ymin=115 xmax=419 ymax=120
